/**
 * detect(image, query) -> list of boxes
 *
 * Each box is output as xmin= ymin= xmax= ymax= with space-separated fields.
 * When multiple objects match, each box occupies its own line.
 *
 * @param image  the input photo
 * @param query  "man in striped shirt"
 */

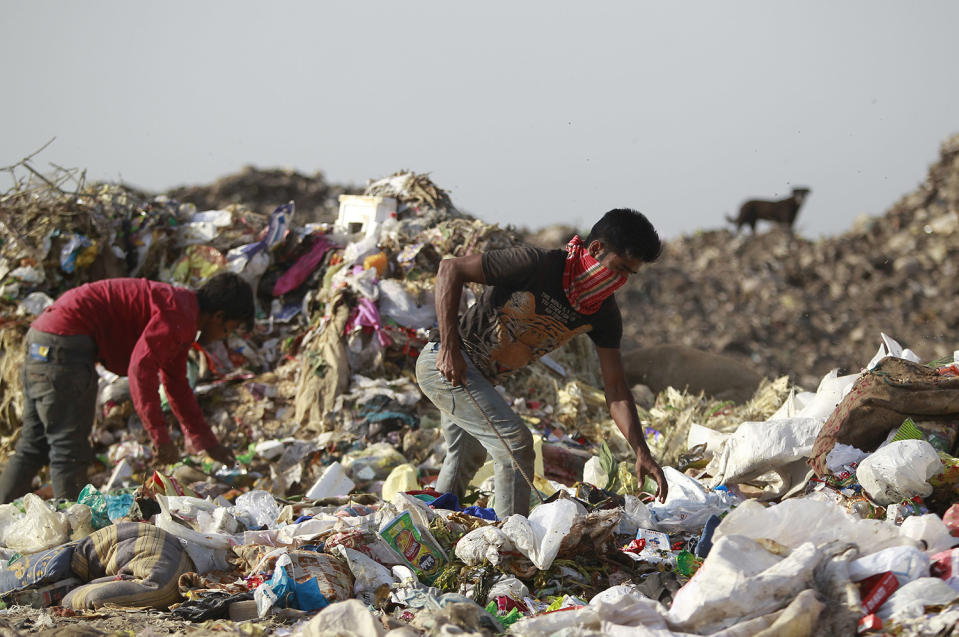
xmin=416 ymin=209 xmax=668 ymax=518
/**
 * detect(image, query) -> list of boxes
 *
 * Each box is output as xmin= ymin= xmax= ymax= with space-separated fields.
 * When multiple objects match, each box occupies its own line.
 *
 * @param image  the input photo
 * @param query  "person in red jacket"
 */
xmin=0 ymin=272 xmax=254 ymax=502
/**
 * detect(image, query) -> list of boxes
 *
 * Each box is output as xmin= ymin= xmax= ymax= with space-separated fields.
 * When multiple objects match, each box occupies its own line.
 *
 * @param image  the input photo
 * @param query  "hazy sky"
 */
xmin=3 ymin=2 xmax=958 ymax=239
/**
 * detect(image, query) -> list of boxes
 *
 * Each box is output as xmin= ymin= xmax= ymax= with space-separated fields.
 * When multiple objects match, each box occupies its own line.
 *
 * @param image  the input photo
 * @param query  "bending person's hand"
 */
xmin=206 ymin=443 xmax=236 ymax=466
xmin=436 ymin=345 xmax=468 ymax=386
xmin=636 ymin=452 xmax=668 ymax=503
xmin=154 ymin=441 xmax=178 ymax=465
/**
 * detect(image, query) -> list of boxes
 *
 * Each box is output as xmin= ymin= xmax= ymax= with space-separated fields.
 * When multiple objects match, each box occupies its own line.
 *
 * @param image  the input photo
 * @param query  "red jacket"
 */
xmin=32 ymin=278 xmax=218 ymax=451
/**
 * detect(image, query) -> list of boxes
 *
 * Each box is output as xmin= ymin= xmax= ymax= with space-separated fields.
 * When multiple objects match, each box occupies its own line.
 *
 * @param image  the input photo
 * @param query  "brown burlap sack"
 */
xmin=809 ymin=357 xmax=959 ymax=477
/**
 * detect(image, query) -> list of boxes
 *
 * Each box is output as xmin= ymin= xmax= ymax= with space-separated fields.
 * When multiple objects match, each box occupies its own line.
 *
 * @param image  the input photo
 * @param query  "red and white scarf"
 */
xmin=563 ymin=235 xmax=627 ymax=314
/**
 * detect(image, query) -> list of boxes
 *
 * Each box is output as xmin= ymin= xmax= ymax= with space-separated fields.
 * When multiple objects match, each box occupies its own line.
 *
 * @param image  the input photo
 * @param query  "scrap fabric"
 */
xmin=63 ymin=522 xmax=193 ymax=610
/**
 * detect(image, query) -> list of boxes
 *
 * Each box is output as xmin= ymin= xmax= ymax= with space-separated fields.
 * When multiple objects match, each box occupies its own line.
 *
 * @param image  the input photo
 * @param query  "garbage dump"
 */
xmin=0 ymin=134 xmax=957 ymax=635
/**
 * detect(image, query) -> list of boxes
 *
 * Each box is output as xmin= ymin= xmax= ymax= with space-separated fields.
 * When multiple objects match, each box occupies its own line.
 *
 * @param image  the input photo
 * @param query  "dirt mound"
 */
xmin=617 ymin=133 xmax=959 ymax=389
xmin=166 ymin=165 xmax=361 ymax=224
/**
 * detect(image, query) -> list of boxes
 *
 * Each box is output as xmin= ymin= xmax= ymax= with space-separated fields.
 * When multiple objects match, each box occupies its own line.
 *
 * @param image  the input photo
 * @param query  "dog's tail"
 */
xmin=725 ymin=213 xmax=737 ymax=225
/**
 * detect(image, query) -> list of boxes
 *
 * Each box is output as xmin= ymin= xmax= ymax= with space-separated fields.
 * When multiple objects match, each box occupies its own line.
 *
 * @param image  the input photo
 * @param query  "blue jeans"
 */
xmin=415 ymin=342 xmax=534 ymax=518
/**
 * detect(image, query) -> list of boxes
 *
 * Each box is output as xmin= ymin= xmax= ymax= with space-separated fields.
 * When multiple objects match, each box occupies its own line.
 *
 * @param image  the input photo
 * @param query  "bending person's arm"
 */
xmin=596 ymin=345 xmax=668 ymax=502
xmin=434 ymin=254 xmax=485 ymax=386
xmin=159 ymin=347 xmax=220 ymax=454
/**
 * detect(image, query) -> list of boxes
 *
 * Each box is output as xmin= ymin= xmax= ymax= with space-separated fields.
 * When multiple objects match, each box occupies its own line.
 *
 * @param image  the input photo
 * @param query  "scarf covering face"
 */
xmin=563 ymin=235 xmax=628 ymax=314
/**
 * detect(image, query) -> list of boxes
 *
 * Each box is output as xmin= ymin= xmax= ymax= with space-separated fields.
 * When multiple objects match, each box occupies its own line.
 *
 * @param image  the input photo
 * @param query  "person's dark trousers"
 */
xmin=0 ymin=328 xmax=98 ymax=503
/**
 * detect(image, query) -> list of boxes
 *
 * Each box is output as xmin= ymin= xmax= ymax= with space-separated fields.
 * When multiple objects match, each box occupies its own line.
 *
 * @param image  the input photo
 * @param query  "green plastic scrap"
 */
xmin=77 ymin=484 xmax=111 ymax=530
xmin=236 ymin=442 xmax=256 ymax=465
xmin=893 ymin=418 xmax=924 ymax=442
xmin=484 ymin=602 xmax=521 ymax=630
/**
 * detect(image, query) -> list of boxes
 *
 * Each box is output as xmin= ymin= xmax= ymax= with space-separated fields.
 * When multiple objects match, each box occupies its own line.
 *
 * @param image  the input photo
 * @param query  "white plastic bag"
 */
xmin=855 ymin=440 xmax=943 ymax=505
xmin=668 ymin=536 xmax=820 ymax=633
xmin=848 ymin=545 xmax=930 ymax=585
xmin=500 ymin=499 xmax=582 ymax=571
xmin=486 ymin=575 xmax=529 ymax=604
xmin=377 ymin=279 xmax=436 ymax=329
xmin=589 ymin=584 xmax=670 ymax=629
xmin=900 ymin=514 xmax=959 ymax=555
xmin=1 ymin=494 xmax=70 ymax=553
xmin=455 ymin=526 xmax=516 ymax=567
xmin=715 ymin=498 xmax=907 ymax=553
xmin=618 ymin=495 xmax=658 ymax=536
xmin=649 ymin=467 xmax=735 ymax=533
xmin=233 ymin=490 xmax=281 ymax=529
xmin=296 ymin=599 xmax=386 ymax=637
xmin=333 ymin=546 xmax=395 ymax=597
xmin=877 ymin=577 xmax=959 ymax=622
xmin=582 ymin=456 xmax=608 ymax=489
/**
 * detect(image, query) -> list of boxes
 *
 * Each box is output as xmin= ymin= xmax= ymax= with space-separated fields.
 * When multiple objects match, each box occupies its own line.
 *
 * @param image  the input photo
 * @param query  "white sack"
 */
xmin=855 ymin=439 xmax=943 ymax=505
xmin=706 ymin=417 xmax=824 ymax=495
xmin=667 ymin=536 xmax=821 ymax=634
xmin=714 ymin=498 xmax=909 ymax=553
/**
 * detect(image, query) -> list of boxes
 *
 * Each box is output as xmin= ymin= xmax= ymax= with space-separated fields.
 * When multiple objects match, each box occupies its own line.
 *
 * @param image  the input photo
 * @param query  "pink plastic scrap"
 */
xmin=345 ymin=298 xmax=393 ymax=347
xmin=273 ymin=234 xmax=335 ymax=296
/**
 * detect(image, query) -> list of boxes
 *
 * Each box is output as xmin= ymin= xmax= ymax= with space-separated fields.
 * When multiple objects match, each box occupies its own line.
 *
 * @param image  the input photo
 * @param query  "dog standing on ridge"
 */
xmin=726 ymin=187 xmax=811 ymax=233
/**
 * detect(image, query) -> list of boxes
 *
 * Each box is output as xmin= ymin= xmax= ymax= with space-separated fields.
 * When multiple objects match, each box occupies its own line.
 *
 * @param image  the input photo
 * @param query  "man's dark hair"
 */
xmin=196 ymin=271 xmax=255 ymax=330
xmin=585 ymin=208 xmax=662 ymax=262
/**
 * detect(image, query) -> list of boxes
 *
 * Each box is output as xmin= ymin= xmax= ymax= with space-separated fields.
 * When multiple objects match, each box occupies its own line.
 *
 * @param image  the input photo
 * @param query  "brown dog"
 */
xmin=726 ymin=187 xmax=811 ymax=233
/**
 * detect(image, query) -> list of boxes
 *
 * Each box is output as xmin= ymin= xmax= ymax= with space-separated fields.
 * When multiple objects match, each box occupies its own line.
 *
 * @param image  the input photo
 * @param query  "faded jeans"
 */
xmin=415 ymin=342 xmax=534 ymax=518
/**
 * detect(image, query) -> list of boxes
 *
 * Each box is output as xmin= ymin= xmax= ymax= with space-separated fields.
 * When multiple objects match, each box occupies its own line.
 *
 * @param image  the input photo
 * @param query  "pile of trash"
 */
xmin=622 ymin=133 xmax=959 ymax=390
xmin=0 ymin=136 xmax=957 ymax=635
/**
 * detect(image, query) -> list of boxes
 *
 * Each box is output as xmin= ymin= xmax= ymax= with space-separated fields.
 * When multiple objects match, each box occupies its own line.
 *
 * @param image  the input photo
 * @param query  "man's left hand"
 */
xmin=206 ymin=443 xmax=236 ymax=466
xmin=636 ymin=452 xmax=668 ymax=503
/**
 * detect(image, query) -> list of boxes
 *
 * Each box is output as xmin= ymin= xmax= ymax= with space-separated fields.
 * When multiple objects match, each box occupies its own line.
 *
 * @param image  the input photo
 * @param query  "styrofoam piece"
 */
xmin=305 ymin=461 xmax=355 ymax=500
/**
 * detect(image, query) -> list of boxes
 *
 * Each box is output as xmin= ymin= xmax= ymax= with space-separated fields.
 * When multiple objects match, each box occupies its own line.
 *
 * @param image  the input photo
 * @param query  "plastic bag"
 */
xmin=667 ymin=536 xmax=820 ymax=633
xmin=77 ymin=484 xmax=111 ymax=530
xmin=2 ymin=494 xmax=71 ymax=554
xmin=64 ymin=503 xmax=94 ymax=540
xmin=455 ymin=526 xmax=516 ymax=567
xmin=706 ymin=417 xmax=824 ymax=496
xmin=856 ymin=439 xmax=943 ymax=505
xmin=715 ymin=498 xmax=906 ymax=553
xmin=900 ymin=514 xmax=958 ymax=555
xmin=486 ymin=575 xmax=529 ymax=605
xmin=234 ymin=490 xmax=281 ymax=530
xmin=296 ymin=599 xmax=386 ymax=637
xmin=877 ymin=577 xmax=959 ymax=621
xmin=155 ymin=494 xmax=234 ymax=574
xmin=588 ymin=584 xmax=670 ymax=629
xmin=650 ymin=467 xmax=737 ymax=533
xmin=377 ymin=279 xmax=436 ymax=329
xmin=381 ymin=464 xmax=418 ymax=502
xmin=849 ymin=545 xmax=930 ymax=585
xmin=334 ymin=545 xmax=395 ymax=597
xmin=254 ymin=555 xmax=295 ymax=617
xmin=500 ymin=499 xmax=581 ymax=571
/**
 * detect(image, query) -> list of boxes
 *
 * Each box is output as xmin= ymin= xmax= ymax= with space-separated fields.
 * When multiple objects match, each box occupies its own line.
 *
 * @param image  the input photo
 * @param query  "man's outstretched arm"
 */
xmin=596 ymin=346 xmax=668 ymax=502
xmin=434 ymin=254 xmax=485 ymax=386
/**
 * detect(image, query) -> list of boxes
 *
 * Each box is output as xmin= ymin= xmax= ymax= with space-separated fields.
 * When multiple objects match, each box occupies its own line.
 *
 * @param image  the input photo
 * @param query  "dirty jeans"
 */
xmin=0 ymin=328 xmax=97 ymax=503
xmin=415 ymin=342 xmax=534 ymax=518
